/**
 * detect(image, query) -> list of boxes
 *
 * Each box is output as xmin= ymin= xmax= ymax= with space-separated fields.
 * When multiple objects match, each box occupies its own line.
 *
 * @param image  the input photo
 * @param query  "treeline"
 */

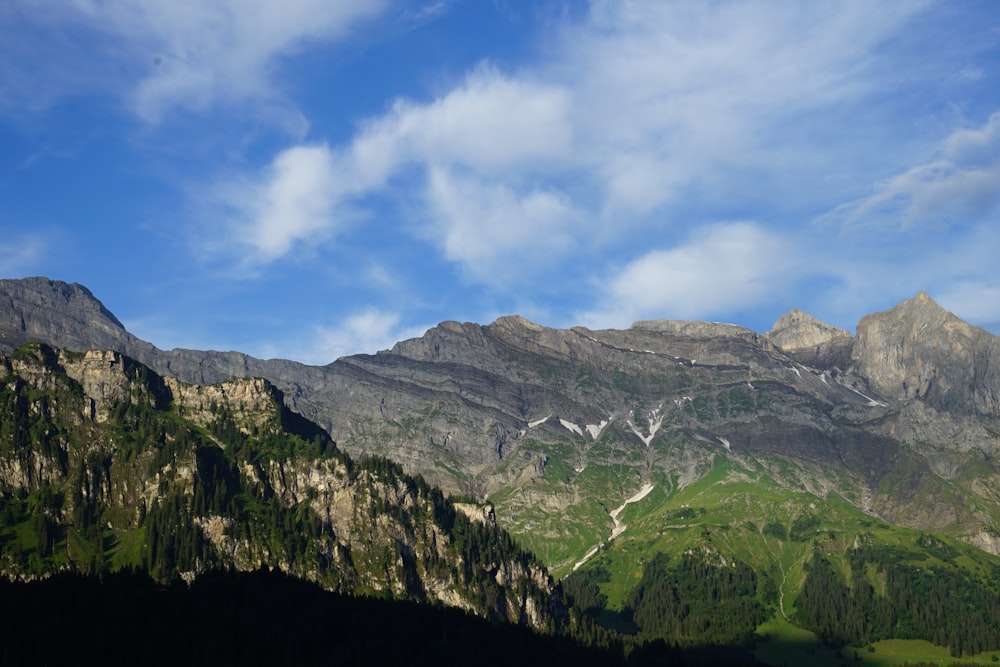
xmin=797 ymin=545 xmax=1000 ymax=656
xmin=562 ymin=552 xmax=767 ymax=666
xmin=624 ymin=552 xmax=768 ymax=647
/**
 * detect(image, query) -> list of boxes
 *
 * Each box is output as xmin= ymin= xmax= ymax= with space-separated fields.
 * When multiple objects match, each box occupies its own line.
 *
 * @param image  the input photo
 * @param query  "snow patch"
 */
xmin=585 ymin=419 xmax=611 ymax=440
xmin=528 ymin=415 xmax=551 ymax=429
xmin=609 ymin=483 xmax=655 ymax=539
xmin=627 ymin=405 xmax=664 ymax=447
xmin=790 ymin=367 xmax=801 ymax=378
xmin=718 ymin=436 xmax=731 ymax=451
xmin=840 ymin=382 xmax=888 ymax=407
xmin=573 ymin=546 xmax=600 ymax=571
xmin=559 ymin=418 xmax=583 ymax=437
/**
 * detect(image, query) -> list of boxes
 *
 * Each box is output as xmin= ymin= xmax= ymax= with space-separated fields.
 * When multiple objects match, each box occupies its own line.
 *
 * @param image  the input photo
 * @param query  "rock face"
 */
xmin=766 ymin=308 xmax=854 ymax=368
xmin=1 ymin=277 xmax=999 ymax=563
xmin=851 ymin=292 xmax=1000 ymax=414
xmin=0 ymin=343 xmax=559 ymax=630
xmin=0 ymin=278 xmax=134 ymax=353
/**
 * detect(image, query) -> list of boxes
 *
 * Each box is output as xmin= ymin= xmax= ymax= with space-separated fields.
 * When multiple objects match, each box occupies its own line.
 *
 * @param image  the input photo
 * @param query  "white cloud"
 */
xmin=299 ymin=308 xmax=429 ymax=364
xmin=210 ymin=144 xmax=344 ymax=265
xmin=423 ymin=168 xmax=577 ymax=283
xmin=248 ymin=144 xmax=340 ymax=261
xmin=944 ymin=111 xmax=1000 ymax=166
xmin=348 ymin=65 xmax=572 ymax=183
xmin=4 ymin=0 xmax=386 ymax=124
xmin=826 ymin=110 xmax=1000 ymax=230
xmin=290 ymin=0 xmax=929 ymax=277
xmin=582 ymin=222 xmax=797 ymax=328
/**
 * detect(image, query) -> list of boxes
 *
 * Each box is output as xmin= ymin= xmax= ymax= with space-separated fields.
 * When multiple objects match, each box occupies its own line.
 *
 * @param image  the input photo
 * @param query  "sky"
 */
xmin=1 ymin=1 xmax=999 ymax=364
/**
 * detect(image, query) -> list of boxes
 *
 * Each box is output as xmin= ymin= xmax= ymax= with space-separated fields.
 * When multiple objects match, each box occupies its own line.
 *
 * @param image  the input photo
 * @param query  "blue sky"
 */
xmin=2 ymin=1 xmax=999 ymax=364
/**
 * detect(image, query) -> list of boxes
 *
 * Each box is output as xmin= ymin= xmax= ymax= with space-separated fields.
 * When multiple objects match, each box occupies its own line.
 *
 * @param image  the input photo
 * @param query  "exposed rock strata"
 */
xmin=2 ymin=278 xmax=999 ymax=558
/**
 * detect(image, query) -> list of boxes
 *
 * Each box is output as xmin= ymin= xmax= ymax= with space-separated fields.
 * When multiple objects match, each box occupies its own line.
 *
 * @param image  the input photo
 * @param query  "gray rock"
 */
xmin=766 ymin=308 xmax=854 ymax=368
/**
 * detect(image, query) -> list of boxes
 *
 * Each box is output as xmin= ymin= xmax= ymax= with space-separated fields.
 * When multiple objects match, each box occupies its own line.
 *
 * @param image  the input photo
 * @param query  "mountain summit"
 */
xmin=852 ymin=291 xmax=1000 ymax=413
xmin=766 ymin=307 xmax=853 ymax=367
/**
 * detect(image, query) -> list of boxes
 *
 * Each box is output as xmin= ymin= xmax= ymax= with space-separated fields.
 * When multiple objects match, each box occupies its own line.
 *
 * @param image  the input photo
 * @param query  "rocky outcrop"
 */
xmin=852 ymin=292 xmax=1000 ymax=415
xmin=766 ymin=308 xmax=854 ymax=368
xmin=0 ymin=278 xmax=135 ymax=353
xmin=0 ymin=345 xmax=560 ymax=629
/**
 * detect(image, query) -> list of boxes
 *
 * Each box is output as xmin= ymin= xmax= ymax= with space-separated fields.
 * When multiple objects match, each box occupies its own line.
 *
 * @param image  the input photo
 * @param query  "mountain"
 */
xmin=0 ymin=341 xmax=559 ymax=629
xmin=4 ymin=277 xmax=1000 ymax=660
xmin=3 ymin=278 xmax=998 ymax=561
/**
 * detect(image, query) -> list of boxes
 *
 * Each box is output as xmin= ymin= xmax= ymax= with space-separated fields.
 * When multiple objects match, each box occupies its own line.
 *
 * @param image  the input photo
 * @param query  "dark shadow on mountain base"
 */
xmin=754 ymin=632 xmax=852 ymax=667
xmin=0 ymin=569 xmax=773 ymax=666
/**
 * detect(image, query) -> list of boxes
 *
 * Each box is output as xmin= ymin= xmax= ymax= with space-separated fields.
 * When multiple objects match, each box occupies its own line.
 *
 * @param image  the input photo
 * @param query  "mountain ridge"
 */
xmin=1 ymin=277 xmax=999 ymax=566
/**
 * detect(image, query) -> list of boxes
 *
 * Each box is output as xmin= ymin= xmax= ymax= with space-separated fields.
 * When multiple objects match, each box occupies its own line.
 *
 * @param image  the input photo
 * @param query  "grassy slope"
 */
xmin=501 ymin=449 xmax=1000 ymax=664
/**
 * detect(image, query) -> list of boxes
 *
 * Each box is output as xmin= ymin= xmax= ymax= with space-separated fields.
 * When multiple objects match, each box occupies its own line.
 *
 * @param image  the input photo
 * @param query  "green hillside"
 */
xmin=561 ymin=455 xmax=1000 ymax=662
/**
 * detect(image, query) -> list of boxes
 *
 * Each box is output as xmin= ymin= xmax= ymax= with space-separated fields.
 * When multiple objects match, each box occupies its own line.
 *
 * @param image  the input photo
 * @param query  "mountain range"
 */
xmin=3 ymin=276 xmax=1000 ymax=661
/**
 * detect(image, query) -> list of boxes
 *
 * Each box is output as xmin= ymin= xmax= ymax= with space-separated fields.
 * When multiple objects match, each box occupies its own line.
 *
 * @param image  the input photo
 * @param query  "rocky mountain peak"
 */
xmin=0 ymin=276 xmax=138 ymax=355
xmin=767 ymin=308 xmax=849 ymax=345
xmin=852 ymin=292 xmax=1000 ymax=414
xmin=491 ymin=314 xmax=544 ymax=332
xmin=766 ymin=308 xmax=853 ymax=367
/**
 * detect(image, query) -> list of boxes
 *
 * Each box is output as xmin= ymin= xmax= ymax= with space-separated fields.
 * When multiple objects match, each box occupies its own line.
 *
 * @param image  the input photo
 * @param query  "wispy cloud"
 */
xmin=824 ymin=110 xmax=1000 ymax=231
xmin=581 ymin=222 xmax=799 ymax=328
xmin=0 ymin=233 xmax=45 ymax=277
xmin=1 ymin=0 xmax=387 ymax=126
xmin=197 ymin=143 xmax=361 ymax=270
xmin=202 ymin=1 xmax=930 ymax=281
xmin=296 ymin=308 xmax=429 ymax=365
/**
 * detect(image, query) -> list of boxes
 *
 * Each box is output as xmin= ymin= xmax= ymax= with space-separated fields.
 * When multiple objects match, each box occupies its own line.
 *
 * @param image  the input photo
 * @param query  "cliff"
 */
xmin=0 ymin=342 xmax=559 ymax=630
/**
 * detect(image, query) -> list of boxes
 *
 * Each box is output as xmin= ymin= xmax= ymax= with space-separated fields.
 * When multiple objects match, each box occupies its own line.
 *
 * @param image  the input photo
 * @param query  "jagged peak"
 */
xmin=858 ymin=291 xmax=961 ymax=335
xmin=767 ymin=308 xmax=852 ymax=349
xmin=892 ymin=290 xmax=947 ymax=315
